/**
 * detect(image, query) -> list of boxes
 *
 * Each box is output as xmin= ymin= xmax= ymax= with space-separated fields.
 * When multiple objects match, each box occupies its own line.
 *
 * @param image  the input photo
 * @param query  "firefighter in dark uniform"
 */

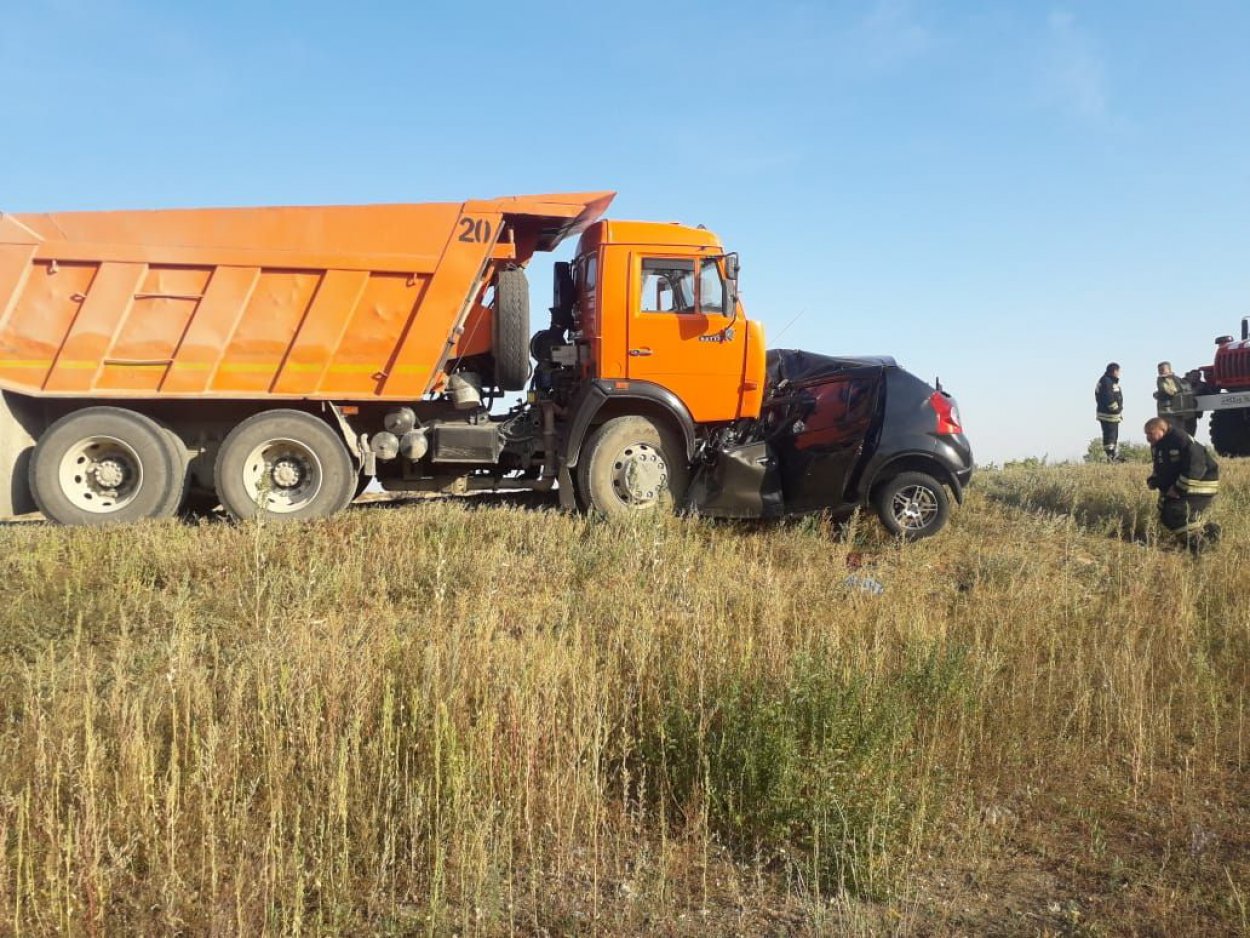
xmin=1145 ymin=416 xmax=1221 ymax=553
xmin=1095 ymin=362 xmax=1123 ymax=461
xmin=1155 ymin=361 xmax=1197 ymax=435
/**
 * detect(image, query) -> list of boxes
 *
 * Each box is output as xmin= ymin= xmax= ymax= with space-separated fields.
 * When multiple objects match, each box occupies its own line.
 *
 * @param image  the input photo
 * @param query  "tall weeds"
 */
xmin=0 ymin=463 xmax=1245 ymax=934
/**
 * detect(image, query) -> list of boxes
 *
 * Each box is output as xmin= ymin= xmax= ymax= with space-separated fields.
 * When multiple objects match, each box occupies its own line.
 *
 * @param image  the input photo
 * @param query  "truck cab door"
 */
xmin=769 ymin=366 xmax=884 ymax=513
xmin=625 ymin=256 xmax=745 ymax=423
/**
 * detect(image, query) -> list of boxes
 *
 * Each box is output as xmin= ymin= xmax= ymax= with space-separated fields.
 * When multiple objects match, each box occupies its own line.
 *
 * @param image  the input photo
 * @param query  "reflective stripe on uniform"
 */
xmin=1097 ymin=412 xmax=1123 ymax=423
xmin=1160 ymin=504 xmax=1207 ymax=536
xmin=1178 ymin=476 xmax=1220 ymax=495
xmin=1172 ymin=516 xmax=1208 ymax=537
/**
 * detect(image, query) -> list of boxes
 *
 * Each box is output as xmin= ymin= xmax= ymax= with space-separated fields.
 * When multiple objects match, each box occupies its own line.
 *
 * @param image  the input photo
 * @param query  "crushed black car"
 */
xmin=686 ymin=349 xmax=973 ymax=538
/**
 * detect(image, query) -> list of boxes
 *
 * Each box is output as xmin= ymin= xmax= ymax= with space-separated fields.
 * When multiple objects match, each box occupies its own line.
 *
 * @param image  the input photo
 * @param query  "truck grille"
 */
xmin=1215 ymin=345 xmax=1250 ymax=389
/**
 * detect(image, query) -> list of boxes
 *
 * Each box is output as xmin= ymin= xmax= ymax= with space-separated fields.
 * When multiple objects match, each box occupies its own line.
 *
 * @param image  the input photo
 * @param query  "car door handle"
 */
xmin=628 ymin=347 xmax=653 ymax=357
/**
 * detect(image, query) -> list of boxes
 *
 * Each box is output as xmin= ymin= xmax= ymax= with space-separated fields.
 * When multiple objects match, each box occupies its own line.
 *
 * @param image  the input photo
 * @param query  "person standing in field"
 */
xmin=1145 ymin=416 xmax=1220 ymax=553
xmin=1155 ymin=361 xmax=1197 ymax=435
xmin=1095 ymin=362 xmax=1124 ymax=461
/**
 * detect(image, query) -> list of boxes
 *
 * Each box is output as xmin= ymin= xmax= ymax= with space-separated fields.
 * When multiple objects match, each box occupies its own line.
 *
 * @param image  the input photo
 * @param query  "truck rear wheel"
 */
xmin=577 ymin=415 xmax=690 ymax=515
xmin=493 ymin=268 xmax=531 ymax=391
xmin=214 ymin=410 xmax=355 ymax=521
xmin=1209 ymin=409 xmax=1250 ymax=457
xmin=29 ymin=407 xmax=183 ymax=525
xmin=156 ymin=422 xmax=192 ymax=514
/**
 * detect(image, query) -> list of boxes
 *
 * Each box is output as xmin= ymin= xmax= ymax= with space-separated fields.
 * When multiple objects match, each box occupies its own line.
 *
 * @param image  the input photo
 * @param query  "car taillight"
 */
xmin=930 ymin=391 xmax=962 ymax=435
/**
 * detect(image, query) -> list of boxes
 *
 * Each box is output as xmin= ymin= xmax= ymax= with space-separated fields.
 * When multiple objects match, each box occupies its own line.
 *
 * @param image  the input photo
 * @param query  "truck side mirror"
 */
xmin=723 ymin=252 xmax=740 ymax=313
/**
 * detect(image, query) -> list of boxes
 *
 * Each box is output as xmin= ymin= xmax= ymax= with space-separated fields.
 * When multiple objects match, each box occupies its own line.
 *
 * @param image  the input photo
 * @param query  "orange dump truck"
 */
xmin=0 ymin=192 xmax=767 ymax=523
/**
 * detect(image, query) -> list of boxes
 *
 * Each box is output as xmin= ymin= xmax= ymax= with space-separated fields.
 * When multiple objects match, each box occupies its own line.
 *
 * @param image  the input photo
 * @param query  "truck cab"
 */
xmin=530 ymin=219 xmax=767 ymax=513
xmin=570 ymin=220 xmax=766 ymax=422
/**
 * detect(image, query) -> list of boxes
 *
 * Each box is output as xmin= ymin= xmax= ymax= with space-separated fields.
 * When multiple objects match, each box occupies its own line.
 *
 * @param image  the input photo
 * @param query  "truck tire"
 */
xmin=576 ymin=415 xmax=690 ymax=515
xmin=493 ymin=268 xmax=531 ymax=391
xmin=214 ymin=410 xmax=355 ymax=521
xmin=873 ymin=471 xmax=950 ymax=539
xmin=29 ymin=407 xmax=183 ymax=525
xmin=1209 ymin=409 xmax=1250 ymax=457
xmin=156 ymin=422 xmax=192 ymax=514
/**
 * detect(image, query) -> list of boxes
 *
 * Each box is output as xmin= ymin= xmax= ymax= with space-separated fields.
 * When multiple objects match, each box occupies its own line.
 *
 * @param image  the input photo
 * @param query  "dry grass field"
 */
xmin=0 ymin=461 xmax=1245 ymax=936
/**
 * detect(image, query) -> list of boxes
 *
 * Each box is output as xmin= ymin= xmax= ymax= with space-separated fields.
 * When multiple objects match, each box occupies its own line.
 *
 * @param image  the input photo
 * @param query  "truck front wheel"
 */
xmin=1209 ymin=409 xmax=1250 ymax=457
xmin=29 ymin=407 xmax=184 ymax=525
xmin=215 ymin=410 xmax=356 ymax=521
xmin=576 ymin=415 xmax=690 ymax=515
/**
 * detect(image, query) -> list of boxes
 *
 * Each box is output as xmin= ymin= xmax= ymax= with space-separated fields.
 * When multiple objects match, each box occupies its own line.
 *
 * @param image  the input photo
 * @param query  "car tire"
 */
xmin=577 ymin=415 xmax=690 ymax=515
xmin=29 ymin=406 xmax=183 ymax=525
xmin=873 ymin=470 xmax=950 ymax=539
xmin=214 ymin=410 xmax=355 ymax=521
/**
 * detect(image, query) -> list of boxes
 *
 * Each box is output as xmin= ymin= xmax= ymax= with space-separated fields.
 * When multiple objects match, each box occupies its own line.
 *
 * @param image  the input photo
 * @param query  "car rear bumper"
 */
xmin=932 ymin=433 xmax=973 ymax=502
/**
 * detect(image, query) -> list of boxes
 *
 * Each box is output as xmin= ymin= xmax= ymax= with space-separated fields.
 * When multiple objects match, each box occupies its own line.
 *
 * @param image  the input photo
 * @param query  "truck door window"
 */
xmin=641 ymin=258 xmax=695 ymax=313
xmin=581 ymin=254 xmax=597 ymax=291
xmin=579 ymin=254 xmax=597 ymax=312
xmin=697 ymin=259 xmax=725 ymax=314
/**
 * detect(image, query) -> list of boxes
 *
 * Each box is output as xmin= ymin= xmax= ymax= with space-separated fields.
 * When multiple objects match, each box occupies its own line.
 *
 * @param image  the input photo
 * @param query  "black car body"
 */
xmin=687 ymin=349 xmax=973 ymax=538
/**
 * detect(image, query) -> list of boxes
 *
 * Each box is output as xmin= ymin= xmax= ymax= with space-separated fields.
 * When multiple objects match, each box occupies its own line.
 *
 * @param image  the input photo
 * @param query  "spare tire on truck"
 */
xmin=493 ymin=268 xmax=531 ymax=391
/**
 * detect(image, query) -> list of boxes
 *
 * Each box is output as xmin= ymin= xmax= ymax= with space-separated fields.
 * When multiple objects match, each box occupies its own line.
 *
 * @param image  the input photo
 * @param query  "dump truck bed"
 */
xmin=0 ymin=192 xmax=612 ymax=401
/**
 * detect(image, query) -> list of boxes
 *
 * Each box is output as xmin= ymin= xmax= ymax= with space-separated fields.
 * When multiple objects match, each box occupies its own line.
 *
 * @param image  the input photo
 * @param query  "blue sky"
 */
xmin=2 ymin=1 xmax=1248 ymax=463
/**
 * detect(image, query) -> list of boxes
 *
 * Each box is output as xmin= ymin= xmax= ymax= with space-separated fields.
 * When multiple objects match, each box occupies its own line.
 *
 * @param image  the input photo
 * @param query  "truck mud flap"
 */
xmin=685 ymin=441 xmax=783 ymax=519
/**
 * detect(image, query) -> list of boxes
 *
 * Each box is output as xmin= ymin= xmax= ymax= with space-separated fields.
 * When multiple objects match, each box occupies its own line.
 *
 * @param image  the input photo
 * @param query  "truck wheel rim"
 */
xmin=243 ymin=439 xmax=323 ymax=513
xmin=610 ymin=442 xmax=668 ymax=507
xmin=891 ymin=484 xmax=937 ymax=530
xmin=57 ymin=436 xmax=144 ymax=513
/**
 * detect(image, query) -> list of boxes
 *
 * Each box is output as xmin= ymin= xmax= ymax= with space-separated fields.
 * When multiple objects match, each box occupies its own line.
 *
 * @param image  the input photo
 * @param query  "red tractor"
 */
xmin=1174 ymin=319 xmax=1250 ymax=456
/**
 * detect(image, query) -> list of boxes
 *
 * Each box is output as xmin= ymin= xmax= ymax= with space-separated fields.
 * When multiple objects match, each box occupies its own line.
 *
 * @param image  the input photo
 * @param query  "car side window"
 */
xmin=640 ymin=258 xmax=696 ymax=313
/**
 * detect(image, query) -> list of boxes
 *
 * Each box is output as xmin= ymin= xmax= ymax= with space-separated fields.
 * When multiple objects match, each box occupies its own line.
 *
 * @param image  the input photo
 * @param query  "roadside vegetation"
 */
xmin=0 ymin=462 xmax=1245 ymax=935
xmin=1083 ymin=437 xmax=1154 ymax=464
